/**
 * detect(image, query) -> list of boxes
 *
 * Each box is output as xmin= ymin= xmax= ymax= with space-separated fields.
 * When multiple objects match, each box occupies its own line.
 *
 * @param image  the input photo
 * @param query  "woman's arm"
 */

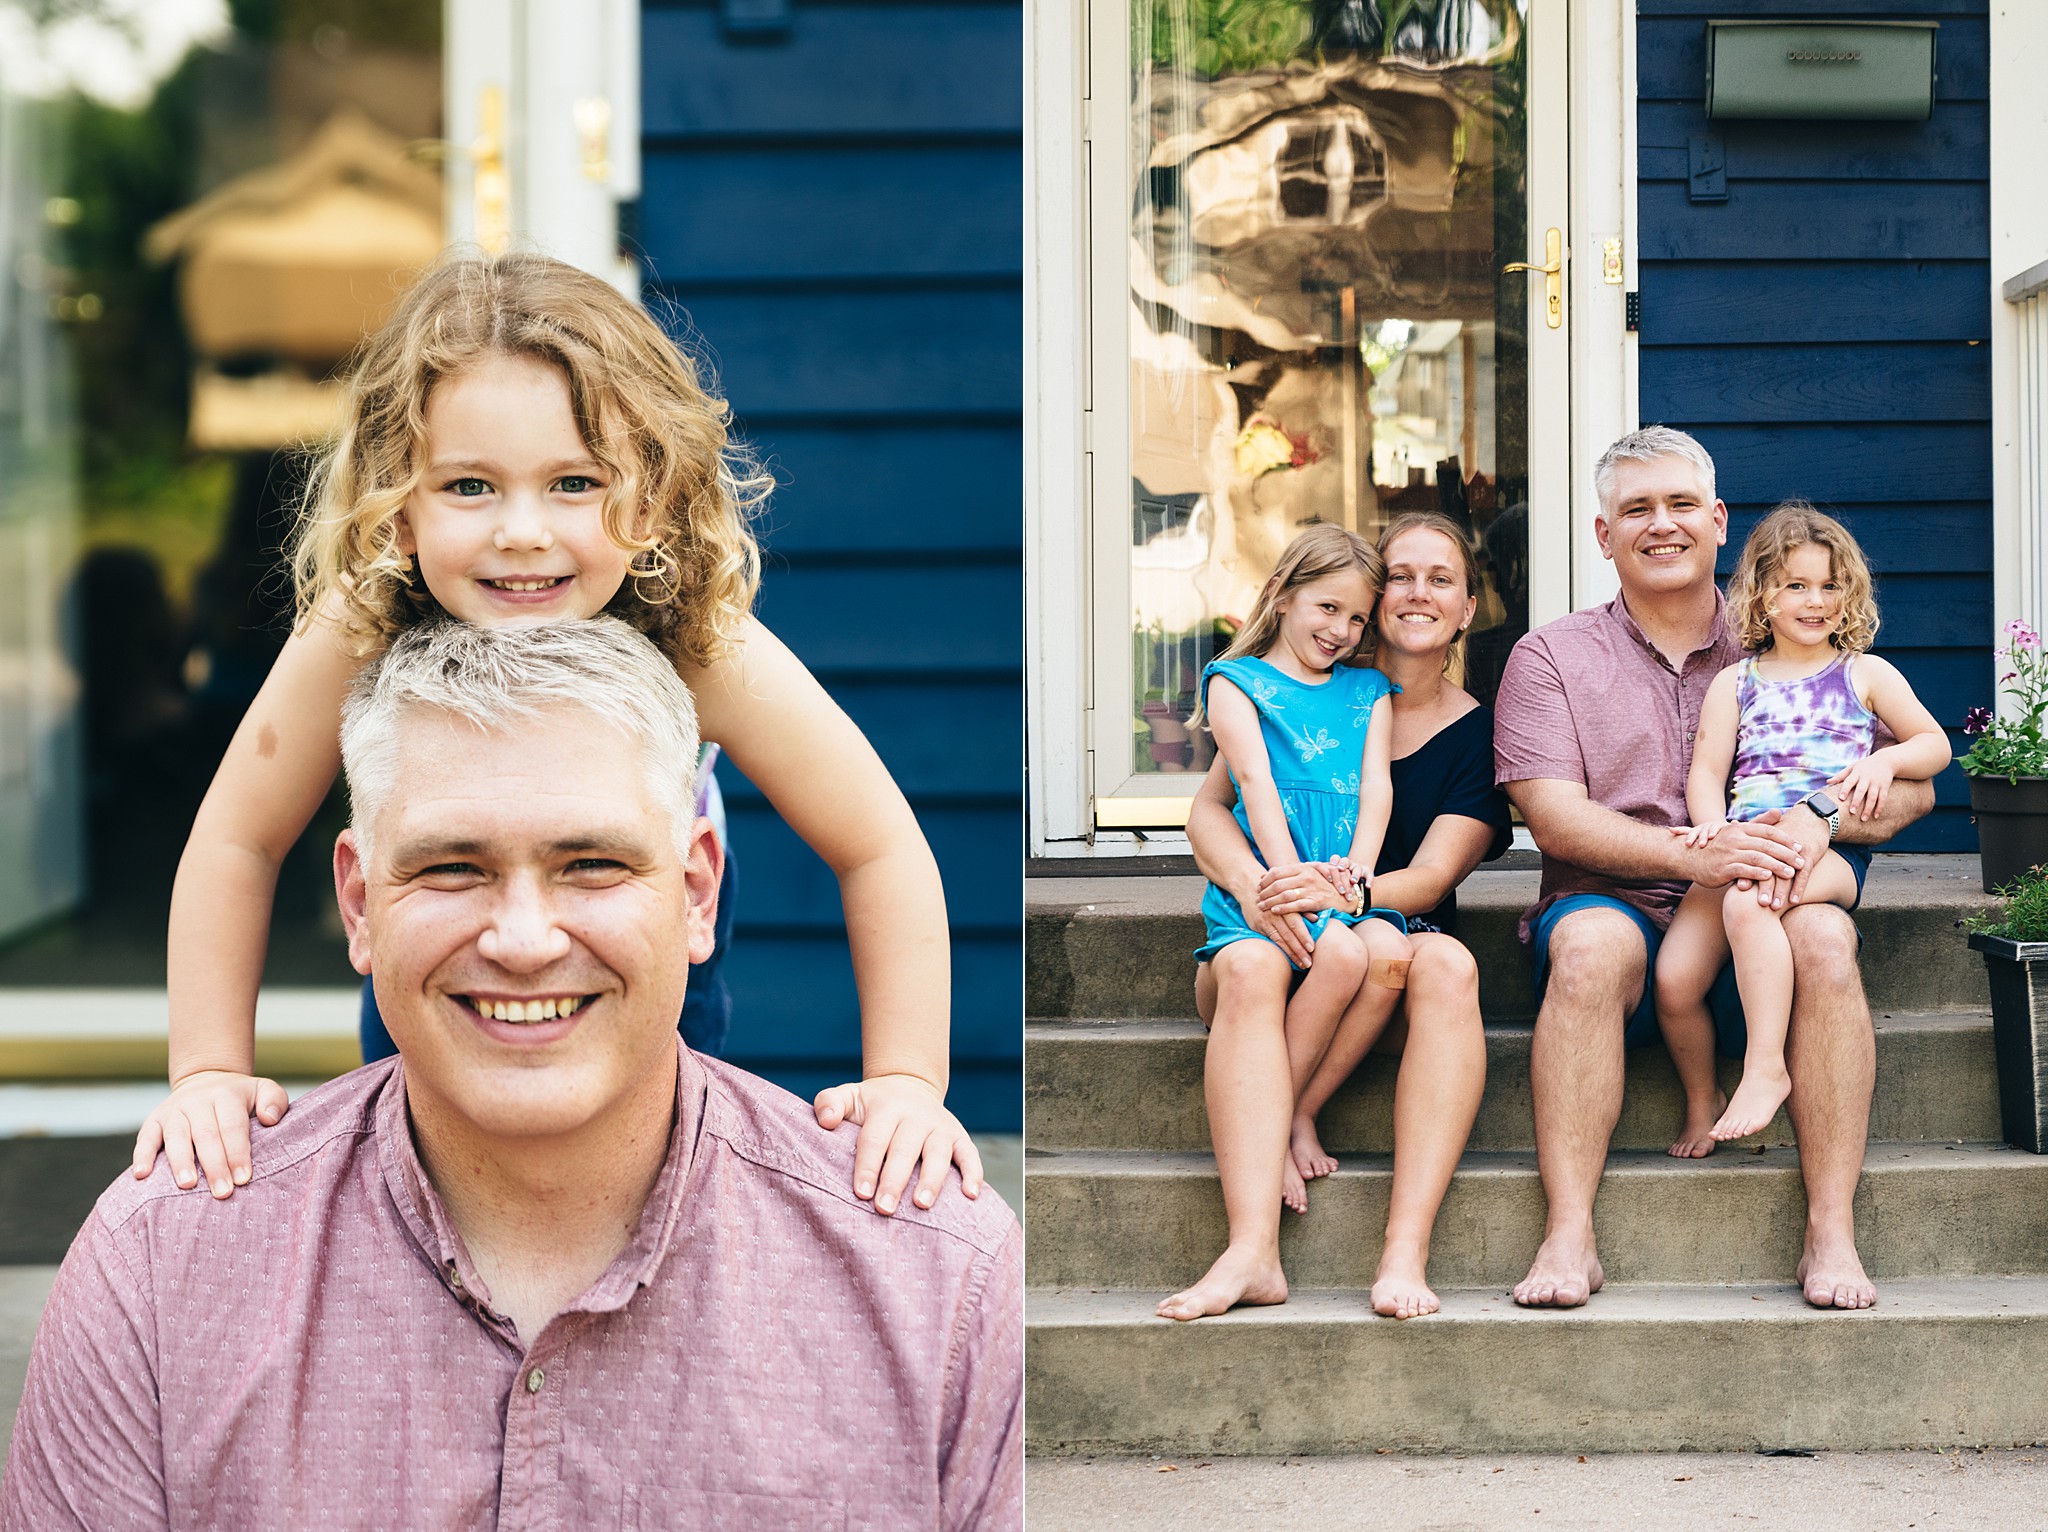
xmin=1829 ymin=654 xmax=1953 ymax=821
xmin=685 ymin=617 xmax=978 ymax=1212
xmin=1366 ymin=816 xmax=1497 ymax=919
xmin=1203 ymin=675 xmax=1301 ymax=875
xmin=139 ymin=617 xmax=360 ymax=1196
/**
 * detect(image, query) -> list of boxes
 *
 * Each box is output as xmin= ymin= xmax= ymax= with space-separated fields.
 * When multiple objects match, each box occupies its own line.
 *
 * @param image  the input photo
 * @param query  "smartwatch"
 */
xmin=1800 ymin=791 xmax=1842 ymax=841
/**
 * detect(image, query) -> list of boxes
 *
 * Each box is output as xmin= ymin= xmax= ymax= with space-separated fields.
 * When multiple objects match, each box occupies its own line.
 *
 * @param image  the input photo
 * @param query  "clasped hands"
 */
xmin=1236 ymin=857 xmax=1367 ymax=968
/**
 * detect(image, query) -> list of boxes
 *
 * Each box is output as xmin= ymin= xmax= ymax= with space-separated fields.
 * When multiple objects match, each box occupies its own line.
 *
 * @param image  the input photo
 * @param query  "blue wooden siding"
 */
xmin=1637 ymin=0 xmax=1990 ymax=851
xmin=640 ymin=0 xmax=1022 ymax=1127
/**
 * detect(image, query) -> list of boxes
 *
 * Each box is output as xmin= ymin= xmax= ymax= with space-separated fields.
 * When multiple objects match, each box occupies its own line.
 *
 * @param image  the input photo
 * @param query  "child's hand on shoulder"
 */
xmin=132 ymin=1070 xmax=291 ymax=1199
xmin=1827 ymin=754 xmax=1895 ymax=820
xmin=813 ymin=1073 xmax=984 ymax=1214
xmin=1670 ymin=819 xmax=1728 ymax=849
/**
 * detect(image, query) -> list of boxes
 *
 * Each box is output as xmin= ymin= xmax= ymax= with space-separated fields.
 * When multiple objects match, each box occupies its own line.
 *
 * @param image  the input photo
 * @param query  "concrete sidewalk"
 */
xmin=1027 ymin=1450 xmax=2048 ymax=1530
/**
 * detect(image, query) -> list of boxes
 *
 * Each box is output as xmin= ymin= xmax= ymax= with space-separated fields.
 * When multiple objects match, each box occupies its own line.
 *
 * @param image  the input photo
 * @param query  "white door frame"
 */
xmin=1990 ymin=2 xmax=2048 ymax=652
xmin=1026 ymin=0 xmax=1637 ymax=854
xmin=444 ymin=0 xmax=641 ymax=292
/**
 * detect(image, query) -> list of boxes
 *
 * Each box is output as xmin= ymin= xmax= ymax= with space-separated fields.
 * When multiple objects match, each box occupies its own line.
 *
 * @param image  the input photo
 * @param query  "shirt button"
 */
xmin=527 ymin=1368 xmax=545 ymax=1394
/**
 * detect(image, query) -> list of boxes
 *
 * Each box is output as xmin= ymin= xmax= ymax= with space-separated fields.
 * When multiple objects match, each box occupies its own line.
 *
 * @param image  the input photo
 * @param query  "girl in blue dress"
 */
xmin=1193 ymin=525 xmax=1413 ymax=1199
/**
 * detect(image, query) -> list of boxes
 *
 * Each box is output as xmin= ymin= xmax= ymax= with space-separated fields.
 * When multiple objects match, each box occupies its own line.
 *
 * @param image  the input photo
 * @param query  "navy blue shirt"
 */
xmin=1378 ymin=705 xmax=1512 ymax=934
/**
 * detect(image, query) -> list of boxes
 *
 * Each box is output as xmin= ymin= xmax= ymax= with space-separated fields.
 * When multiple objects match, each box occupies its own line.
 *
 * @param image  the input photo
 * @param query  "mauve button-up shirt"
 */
xmin=1494 ymin=592 xmax=1743 ymax=940
xmin=0 ymin=1043 xmax=1022 ymax=1531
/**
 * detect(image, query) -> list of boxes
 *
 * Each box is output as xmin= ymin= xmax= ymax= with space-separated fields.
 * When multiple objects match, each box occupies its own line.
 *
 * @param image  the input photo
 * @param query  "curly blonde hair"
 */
xmin=291 ymin=251 xmax=770 ymax=668
xmin=1726 ymin=500 xmax=1879 ymax=654
xmin=1192 ymin=523 xmax=1382 ymax=729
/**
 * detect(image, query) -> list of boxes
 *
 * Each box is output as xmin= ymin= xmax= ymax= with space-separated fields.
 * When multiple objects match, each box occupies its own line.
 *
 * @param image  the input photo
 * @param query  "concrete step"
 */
xmin=1026 ymin=1011 xmax=2002 ymax=1155
xmin=1025 ymin=1277 xmax=2048 ymax=1454
xmin=1026 ymin=856 xmax=1997 ymax=1022
xmin=1024 ymin=1141 xmax=2048 ymax=1290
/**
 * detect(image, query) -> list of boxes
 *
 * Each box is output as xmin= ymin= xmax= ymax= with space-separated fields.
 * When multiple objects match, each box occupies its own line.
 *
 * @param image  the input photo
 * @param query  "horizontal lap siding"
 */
xmin=1637 ymin=1 xmax=1990 ymax=851
xmin=642 ymin=0 xmax=1021 ymax=1125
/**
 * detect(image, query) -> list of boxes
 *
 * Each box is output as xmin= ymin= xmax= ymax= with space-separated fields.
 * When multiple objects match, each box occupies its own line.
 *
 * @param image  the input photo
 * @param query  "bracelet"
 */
xmin=1349 ymin=881 xmax=1367 ymax=917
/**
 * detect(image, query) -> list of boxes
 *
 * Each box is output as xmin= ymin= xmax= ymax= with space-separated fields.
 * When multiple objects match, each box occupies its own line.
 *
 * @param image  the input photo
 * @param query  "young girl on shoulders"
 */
xmin=1656 ymin=502 xmax=1949 ymax=1155
xmin=1192 ymin=525 xmax=1413 ymax=1210
xmin=133 ymin=252 xmax=978 ymax=1214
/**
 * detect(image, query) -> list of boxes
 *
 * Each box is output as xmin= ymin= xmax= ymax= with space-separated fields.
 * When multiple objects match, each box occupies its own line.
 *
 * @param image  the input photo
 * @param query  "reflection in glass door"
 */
xmin=1112 ymin=1 xmax=1534 ymax=791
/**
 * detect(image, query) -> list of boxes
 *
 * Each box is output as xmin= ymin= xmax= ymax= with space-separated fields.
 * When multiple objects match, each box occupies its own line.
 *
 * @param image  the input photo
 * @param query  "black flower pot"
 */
xmin=1969 ymin=932 xmax=2048 ymax=1153
xmin=1970 ymin=775 xmax=2048 ymax=894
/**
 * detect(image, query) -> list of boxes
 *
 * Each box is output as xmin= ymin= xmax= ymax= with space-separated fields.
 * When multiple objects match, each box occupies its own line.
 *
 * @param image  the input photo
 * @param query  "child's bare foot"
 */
xmin=1290 ymin=1114 xmax=1338 ymax=1182
xmin=1157 ymin=1245 xmax=1288 ymax=1321
xmin=1711 ymin=1065 xmax=1791 ymax=1141
xmin=1281 ymin=1156 xmax=1308 ymax=1214
xmin=1370 ymin=1241 xmax=1439 ymax=1319
xmin=1667 ymin=1090 xmax=1727 ymax=1158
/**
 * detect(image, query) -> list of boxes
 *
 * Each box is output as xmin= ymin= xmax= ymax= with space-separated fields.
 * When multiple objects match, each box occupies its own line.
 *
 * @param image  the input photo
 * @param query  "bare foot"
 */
xmin=1291 ymin=1114 xmax=1339 ymax=1182
xmin=1370 ymin=1242 xmax=1440 ymax=1319
xmin=1710 ymin=1065 xmax=1791 ymax=1142
xmin=1511 ymin=1230 xmax=1604 ymax=1308
xmin=1668 ymin=1090 xmax=1727 ymax=1159
xmin=1797 ymin=1233 xmax=1876 ymax=1310
xmin=1281 ymin=1157 xmax=1308 ymax=1215
xmin=1157 ymin=1245 xmax=1288 ymax=1321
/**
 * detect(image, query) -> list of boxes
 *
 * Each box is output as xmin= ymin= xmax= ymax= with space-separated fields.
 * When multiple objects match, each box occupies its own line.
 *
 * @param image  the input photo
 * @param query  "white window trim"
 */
xmin=1991 ymin=2 xmax=2048 ymax=657
xmin=1024 ymin=0 xmax=1638 ymax=853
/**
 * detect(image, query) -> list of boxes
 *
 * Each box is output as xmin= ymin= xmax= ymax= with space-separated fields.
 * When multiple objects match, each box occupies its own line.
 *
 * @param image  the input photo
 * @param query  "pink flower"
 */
xmin=2006 ymin=618 xmax=2040 ymax=650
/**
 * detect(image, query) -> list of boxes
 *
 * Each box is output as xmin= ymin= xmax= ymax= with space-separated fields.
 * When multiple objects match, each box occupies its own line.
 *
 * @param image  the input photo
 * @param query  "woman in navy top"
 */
xmin=1174 ymin=512 xmax=1510 ymax=1324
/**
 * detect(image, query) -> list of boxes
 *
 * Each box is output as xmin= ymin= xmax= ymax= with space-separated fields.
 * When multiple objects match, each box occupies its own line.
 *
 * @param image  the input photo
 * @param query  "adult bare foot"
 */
xmin=1710 ymin=1065 xmax=1791 ymax=1142
xmin=1370 ymin=1241 xmax=1440 ymax=1319
xmin=1668 ymin=1090 xmax=1727 ymax=1159
xmin=1157 ymin=1245 xmax=1288 ymax=1321
xmin=1797 ymin=1234 xmax=1876 ymax=1310
xmin=1290 ymin=1114 xmax=1339 ymax=1182
xmin=1281 ymin=1156 xmax=1309 ymax=1215
xmin=1511 ymin=1230 xmax=1604 ymax=1308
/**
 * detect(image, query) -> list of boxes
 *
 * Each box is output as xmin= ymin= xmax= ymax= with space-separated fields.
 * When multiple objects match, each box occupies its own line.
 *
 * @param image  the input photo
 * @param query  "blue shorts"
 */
xmin=1530 ymin=894 xmax=1749 ymax=1056
xmin=1530 ymin=854 xmax=1871 ymax=1058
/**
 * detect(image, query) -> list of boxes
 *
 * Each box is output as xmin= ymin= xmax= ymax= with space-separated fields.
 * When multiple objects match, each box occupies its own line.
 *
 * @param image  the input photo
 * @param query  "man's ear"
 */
xmin=1594 ymin=509 xmax=1614 ymax=561
xmin=1713 ymin=497 xmax=1730 ymax=546
xmin=683 ymin=816 xmax=723 ymax=966
xmin=335 ymin=830 xmax=374 ymax=978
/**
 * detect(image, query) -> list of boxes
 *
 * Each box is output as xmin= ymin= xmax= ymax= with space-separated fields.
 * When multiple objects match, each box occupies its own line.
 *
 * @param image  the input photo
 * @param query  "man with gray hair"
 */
xmin=1493 ymin=427 xmax=1930 ymax=1312
xmin=2 ymin=618 xmax=1022 ymax=1529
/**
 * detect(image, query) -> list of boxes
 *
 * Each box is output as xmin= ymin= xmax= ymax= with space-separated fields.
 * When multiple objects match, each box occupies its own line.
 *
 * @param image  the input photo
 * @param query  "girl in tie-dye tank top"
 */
xmin=1653 ymin=504 xmax=1951 ymax=1159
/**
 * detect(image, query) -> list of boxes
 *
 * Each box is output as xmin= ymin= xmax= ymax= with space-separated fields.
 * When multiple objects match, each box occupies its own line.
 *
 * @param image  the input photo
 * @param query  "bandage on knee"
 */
xmin=1368 ymin=958 xmax=1411 ymax=990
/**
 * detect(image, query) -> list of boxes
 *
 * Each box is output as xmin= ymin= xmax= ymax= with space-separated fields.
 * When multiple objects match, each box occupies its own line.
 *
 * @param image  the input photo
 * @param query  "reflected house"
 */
xmin=144 ymin=108 xmax=443 ymax=452
xmin=1130 ymin=32 xmax=1525 ymax=771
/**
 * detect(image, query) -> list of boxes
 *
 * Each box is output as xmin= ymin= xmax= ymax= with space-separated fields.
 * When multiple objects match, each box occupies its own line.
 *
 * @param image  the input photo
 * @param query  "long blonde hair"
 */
xmin=1192 ymin=523 xmax=1381 ymax=728
xmin=291 ymin=251 xmax=772 ymax=668
xmin=1726 ymin=500 xmax=1878 ymax=654
xmin=1363 ymin=510 xmax=1482 ymax=684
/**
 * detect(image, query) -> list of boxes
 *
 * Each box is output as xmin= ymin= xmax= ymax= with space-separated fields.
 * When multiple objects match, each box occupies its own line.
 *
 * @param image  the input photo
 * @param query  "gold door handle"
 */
xmin=1503 ymin=226 xmax=1564 ymax=329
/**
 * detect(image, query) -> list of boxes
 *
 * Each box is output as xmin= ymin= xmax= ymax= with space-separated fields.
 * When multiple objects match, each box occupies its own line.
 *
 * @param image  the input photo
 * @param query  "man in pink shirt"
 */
xmin=1493 ymin=427 xmax=1930 ymax=1314
xmin=1 ymin=618 xmax=1021 ymax=1530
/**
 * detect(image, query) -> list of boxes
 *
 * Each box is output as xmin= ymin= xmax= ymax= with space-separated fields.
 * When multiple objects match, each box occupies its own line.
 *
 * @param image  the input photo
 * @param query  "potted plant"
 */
xmin=1966 ymin=865 xmax=2048 ymax=1154
xmin=1961 ymin=618 xmax=2048 ymax=893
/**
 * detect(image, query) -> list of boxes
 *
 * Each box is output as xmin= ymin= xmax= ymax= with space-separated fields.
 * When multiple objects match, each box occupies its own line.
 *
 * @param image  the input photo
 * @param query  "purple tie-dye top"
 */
xmin=1727 ymin=653 xmax=1875 ymax=821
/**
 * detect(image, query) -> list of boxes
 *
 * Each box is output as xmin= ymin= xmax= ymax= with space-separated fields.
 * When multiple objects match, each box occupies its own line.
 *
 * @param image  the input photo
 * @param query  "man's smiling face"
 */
xmin=1596 ymin=454 xmax=1728 ymax=599
xmin=336 ymin=705 xmax=718 ymax=1144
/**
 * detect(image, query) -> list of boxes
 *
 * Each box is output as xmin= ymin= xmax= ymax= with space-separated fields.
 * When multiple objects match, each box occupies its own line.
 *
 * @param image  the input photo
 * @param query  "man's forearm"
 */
xmin=1832 ymin=776 xmax=1934 ymax=846
xmin=1508 ymin=783 xmax=1691 ymax=884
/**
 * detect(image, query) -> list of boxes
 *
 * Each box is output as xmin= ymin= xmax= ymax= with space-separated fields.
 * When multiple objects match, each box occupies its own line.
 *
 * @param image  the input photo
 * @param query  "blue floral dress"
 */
xmin=1195 ymin=655 xmax=1400 ymax=967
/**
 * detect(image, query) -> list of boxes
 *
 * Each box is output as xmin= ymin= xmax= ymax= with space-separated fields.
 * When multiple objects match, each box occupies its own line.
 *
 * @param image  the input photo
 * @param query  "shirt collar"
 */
xmin=1607 ymin=587 xmax=1730 ymax=664
xmin=376 ymin=1037 xmax=710 ymax=1325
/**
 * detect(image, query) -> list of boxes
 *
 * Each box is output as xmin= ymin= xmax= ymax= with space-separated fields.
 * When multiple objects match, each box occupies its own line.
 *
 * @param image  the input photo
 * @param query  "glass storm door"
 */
xmin=1087 ymin=0 xmax=1568 ymax=824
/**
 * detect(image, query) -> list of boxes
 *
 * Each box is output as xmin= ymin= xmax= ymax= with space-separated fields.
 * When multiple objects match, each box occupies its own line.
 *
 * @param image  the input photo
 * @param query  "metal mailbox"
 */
xmin=1705 ymin=20 xmax=1937 ymax=121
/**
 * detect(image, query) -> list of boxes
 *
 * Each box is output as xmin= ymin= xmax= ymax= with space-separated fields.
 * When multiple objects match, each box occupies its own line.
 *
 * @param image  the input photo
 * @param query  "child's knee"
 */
xmin=1721 ymin=888 xmax=1780 ymax=935
xmin=1310 ymin=922 xmax=1368 ymax=978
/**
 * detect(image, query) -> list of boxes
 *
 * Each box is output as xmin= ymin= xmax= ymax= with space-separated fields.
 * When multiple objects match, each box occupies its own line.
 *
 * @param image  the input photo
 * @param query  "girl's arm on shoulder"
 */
xmin=682 ymin=617 xmax=981 ymax=1213
xmin=138 ymin=610 xmax=361 ymax=1197
xmin=1830 ymin=654 xmax=1952 ymax=821
xmin=1204 ymin=674 xmax=1300 ymax=876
